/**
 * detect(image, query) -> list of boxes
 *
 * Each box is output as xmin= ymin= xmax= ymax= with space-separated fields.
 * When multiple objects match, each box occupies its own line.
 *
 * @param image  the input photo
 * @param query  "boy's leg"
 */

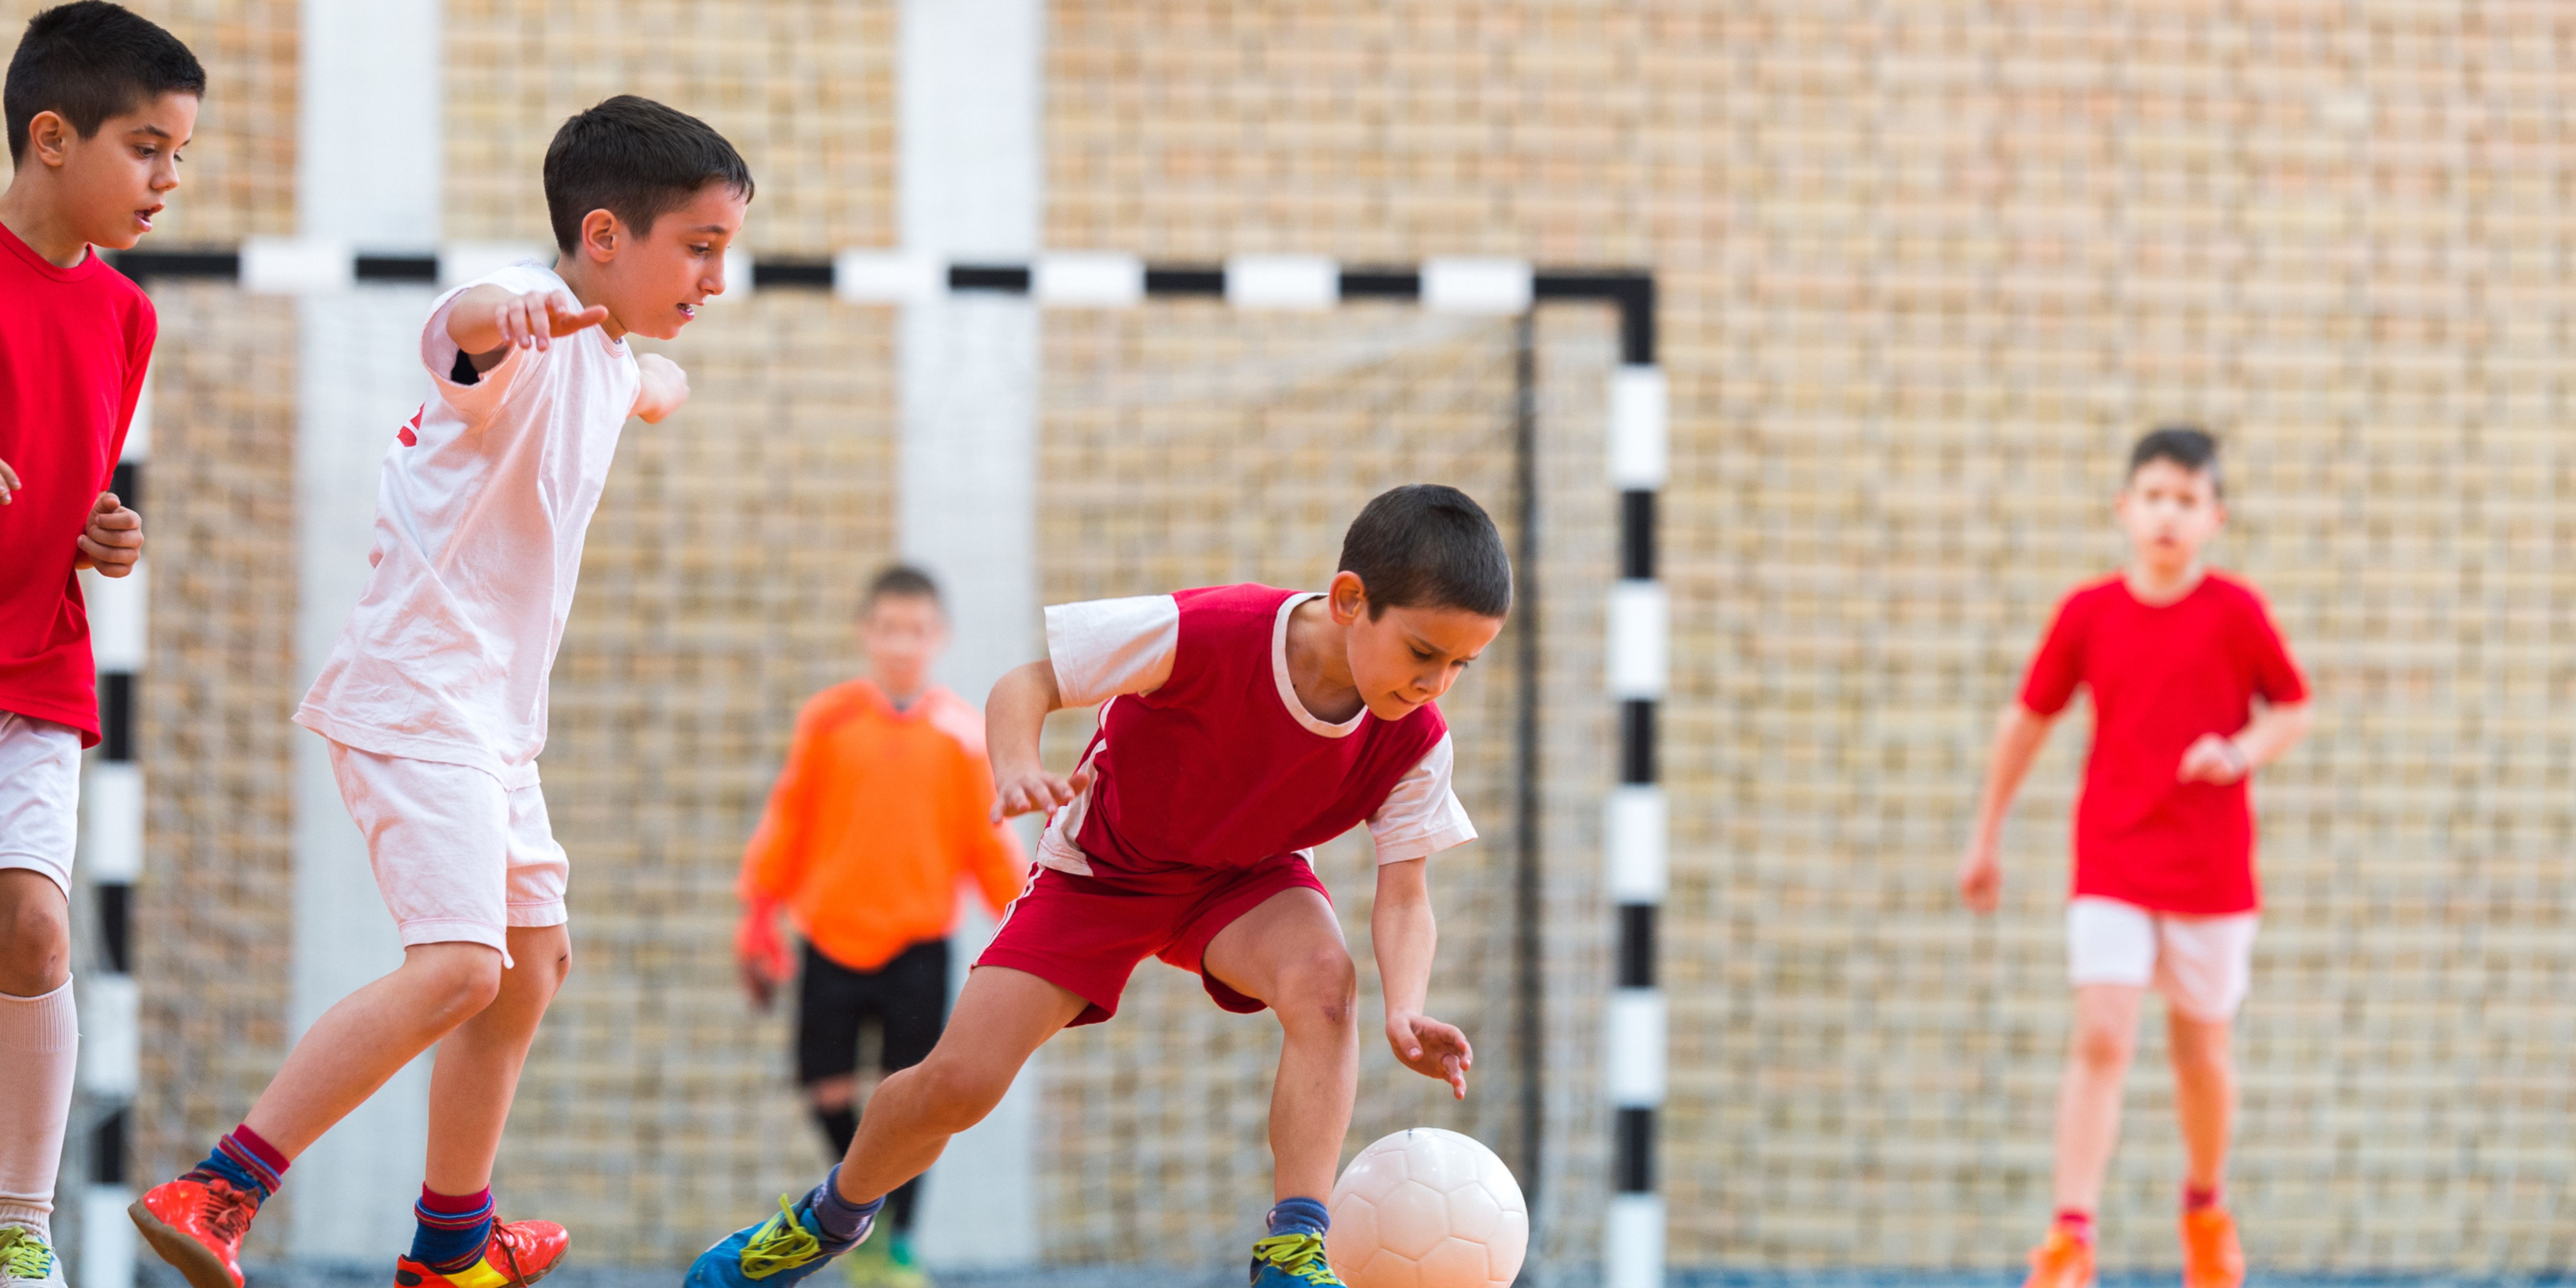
xmin=422 ymin=924 xmax=571 ymax=1193
xmin=1199 ymin=888 xmax=1357 ymax=1206
xmin=831 ymin=964 xmax=1083 ymax=1205
xmin=239 ymin=942 xmax=506 ymax=1155
xmin=2050 ymin=984 xmax=2144 ymax=1215
xmin=0 ymin=712 xmax=82 ymax=1253
xmin=2167 ymin=1009 xmax=2234 ymax=1197
xmin=873 ymin=939 xmax=952 ymax=1238
xmin=795 ymin=942 xmax=868 ymax=1159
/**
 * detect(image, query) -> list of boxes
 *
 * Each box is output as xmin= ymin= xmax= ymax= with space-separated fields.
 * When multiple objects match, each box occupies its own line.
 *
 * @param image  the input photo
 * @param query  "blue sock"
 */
xmin=1267 ymin=1197 xmax=1330 ymax=1239
xmin=806 ymin=1166 xmax=884 ymax=1246
xmin=410 ymin=1187 xmax=496 ymax=1272
xmin=184 ymin=1128 xmax=285 ymax=1206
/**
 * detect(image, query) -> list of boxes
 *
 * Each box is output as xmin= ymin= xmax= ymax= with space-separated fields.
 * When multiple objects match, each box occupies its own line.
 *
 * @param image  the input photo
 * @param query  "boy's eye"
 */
xmin=1411 ymin=647 xmax=1436 ymax=662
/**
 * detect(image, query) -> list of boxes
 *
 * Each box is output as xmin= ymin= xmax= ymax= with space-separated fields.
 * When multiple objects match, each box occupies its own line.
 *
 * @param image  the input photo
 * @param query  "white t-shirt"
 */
xmin=1033 ymin=591 xmax=1476 ymax=875
xmin=294 ymin=263 xmax=642 ymax=787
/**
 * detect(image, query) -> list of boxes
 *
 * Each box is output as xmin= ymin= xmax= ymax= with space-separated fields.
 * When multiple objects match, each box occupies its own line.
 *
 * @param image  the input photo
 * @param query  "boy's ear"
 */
xmin=579 ymin=208 xmax=622 ymax=262
xmin=20 ymin=110 xmax=73 ymax=168
xmin=1327 ymin=570 xmax=1368 ymax=624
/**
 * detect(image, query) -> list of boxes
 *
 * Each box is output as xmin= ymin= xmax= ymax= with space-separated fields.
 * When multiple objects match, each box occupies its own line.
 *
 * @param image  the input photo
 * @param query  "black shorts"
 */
xmin=794 ymin=938 xmax=951 ymax=1087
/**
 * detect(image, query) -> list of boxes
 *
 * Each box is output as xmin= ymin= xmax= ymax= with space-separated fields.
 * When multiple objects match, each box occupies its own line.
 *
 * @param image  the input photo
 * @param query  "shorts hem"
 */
xmin=395 ymin=919 xmax=509 ymax=952
xmin=972 ymin=949 xmax=1120 ymax=1026
xmin=505 ymin=902 xmax=569 ymax=928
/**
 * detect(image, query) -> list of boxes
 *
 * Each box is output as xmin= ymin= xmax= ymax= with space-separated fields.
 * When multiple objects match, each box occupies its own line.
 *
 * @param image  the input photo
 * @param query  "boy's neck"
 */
xmin=1284 ymin=596 xmax=1365 ymax=724
xmin=873 ymin=676 xmax=926 ymax=710
xmin=551 ymin=254 xmax=626 ymax=339
xmin=2124 ymin=557 xmax=2206 ymax=606
xmin=0 ymin=180 xmax=96 ymax=269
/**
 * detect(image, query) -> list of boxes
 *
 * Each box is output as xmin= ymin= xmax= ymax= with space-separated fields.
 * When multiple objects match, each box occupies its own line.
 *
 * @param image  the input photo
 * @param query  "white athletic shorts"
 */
xmin=328 ymin=741 xmax=569 ymax=966
xmin=0 ymin=711 xmax=83 ymax=896
xmin=2066 ymin=895 xmax=2258 ymax=1022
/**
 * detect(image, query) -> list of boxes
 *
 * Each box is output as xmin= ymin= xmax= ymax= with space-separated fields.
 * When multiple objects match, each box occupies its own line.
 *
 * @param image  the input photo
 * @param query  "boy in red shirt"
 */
xmin=0 ymin=6 xmax=195 ymax=1284
xmin=735 ymin=566 xmax=1025 ymax=1288
xmin=1959 ymin=428 xmax=2313 ymax=1288
xmin=690 ymin=484 xmax=1508 ymax=1288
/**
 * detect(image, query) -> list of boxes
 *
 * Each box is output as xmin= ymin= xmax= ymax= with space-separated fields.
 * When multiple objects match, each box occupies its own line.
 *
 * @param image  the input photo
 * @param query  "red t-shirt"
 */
xmin=2019 ymin=571 xmax=2308 ymax=915
xmin=0 ymin=223 xmax=156 ymax=746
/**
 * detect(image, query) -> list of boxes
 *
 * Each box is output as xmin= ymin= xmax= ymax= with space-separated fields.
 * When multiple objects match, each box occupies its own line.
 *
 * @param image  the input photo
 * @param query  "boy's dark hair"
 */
xmin=542 ymin=95 xmax=753 ymax=253
xmin=862 ymin=565 xmax=941 ymax=614
xmin=6 ymin=2 xmax=205 ymax=165
xmin=1337 ymin=484 xmax=1513 ymax=619
xmin=2130 ymin=424 xmax=2223 ymax=496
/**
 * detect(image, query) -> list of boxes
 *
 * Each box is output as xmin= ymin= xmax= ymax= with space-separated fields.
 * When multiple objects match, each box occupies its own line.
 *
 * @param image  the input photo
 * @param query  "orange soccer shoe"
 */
xmin=130 ymin=1176 xmax=261 ymax=1288
xmin=2021 ymin=1227 xmax=2097 ymax=1288
xmin=391 ymin=1218 xmax=571 ymax=1288
xmin=2181 ymin=1207 xmax=2247 ymax=1288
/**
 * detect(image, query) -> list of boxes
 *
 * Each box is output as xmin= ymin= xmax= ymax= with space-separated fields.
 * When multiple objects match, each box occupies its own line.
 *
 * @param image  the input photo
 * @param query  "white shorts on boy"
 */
xmin=2065 ymin=895 xmax=2258 ymax=1022
xmin=0 ymin=711 xmax=81 ymax=896
xmin=328 ymin=741 xmax=568 ymax=968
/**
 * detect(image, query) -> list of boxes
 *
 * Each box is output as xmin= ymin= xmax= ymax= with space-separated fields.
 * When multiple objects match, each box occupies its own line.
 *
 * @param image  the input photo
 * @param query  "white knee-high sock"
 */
xmin=0 ymin=979 xmax=76 ymax=1240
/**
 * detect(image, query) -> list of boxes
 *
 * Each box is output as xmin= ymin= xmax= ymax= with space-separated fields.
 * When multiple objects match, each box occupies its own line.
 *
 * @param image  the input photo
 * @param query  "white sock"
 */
xmin=0 ymin=979 xmax=76 ymax=1241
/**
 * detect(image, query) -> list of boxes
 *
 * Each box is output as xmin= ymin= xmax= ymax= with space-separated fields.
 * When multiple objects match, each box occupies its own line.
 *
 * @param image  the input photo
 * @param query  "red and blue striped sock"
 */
xmin=184 ymin=1126 xmax=288 ymax=1205
xmin=410 ymin=1187 xmax=496 ymax=1274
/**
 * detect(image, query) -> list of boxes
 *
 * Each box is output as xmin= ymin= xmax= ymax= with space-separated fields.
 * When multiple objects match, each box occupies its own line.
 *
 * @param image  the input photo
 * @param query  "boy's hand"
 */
xmin=991 ymin=763 xmax=1095 ymax=821
xmin=0 ymin=457 xmax=17 ymax=504
xmin=1389 ymin=1011 xmax=1472 ymax=1100
xmin=2177 ymin=733 xmax=2250 ymax=785
xmin=73 ymin=492 xmax=143 ymax=576
xmin=735 ymin=903 xmax=794 ymax=1011
xmin=1955 ymin=843 xmax=2001 ymax=913
xmin=490 ymin=287 xmax=609 ymax=353
xmin=633 ymin=353 xmax=689 ymax=423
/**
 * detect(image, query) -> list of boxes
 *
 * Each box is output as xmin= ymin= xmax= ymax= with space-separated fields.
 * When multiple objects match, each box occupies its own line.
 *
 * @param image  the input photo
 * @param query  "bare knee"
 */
xmin=0 ymin=881 xmax=69 ymax=996
xmin=901 ymin=1057 xmax=1012 ymax=1135
xmin=808 ymin=1075 xmax=858 ymax=1114
xmin=2071 ymin=1019 xmax=2135 ymax=1076
xmin=409 ymin=945 xmax=505 ymax=1025
xmin=1273 ymin=948 xmax=1358 ymax=1033
xmin=2169 ymin=1016 xmax=2233 ymax=1076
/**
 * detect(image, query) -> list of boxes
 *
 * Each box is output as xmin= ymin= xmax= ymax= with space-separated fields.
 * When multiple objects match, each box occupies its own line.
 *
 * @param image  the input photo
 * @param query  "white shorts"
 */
xmin=2067 ymin=896 xmax=2258 ymax=1022
xmin=328 ymin=741 xmax=569 ymax=966
xmin=0 ymin=712 xmax=82 ymax=896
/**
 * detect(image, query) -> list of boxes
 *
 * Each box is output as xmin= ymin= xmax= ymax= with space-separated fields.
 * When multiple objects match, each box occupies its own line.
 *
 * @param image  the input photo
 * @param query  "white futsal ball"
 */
xmin=1327 ymin=1128 xmax=1529 ymax=1288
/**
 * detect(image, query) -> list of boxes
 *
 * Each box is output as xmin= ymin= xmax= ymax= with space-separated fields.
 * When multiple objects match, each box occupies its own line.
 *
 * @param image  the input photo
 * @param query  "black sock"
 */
xmin=814 ymin=1105 xmax=858 ymax=1158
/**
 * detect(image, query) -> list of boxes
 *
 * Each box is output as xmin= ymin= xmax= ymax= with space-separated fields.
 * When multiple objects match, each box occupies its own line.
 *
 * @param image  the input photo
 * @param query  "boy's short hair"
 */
xmin=1337 ymin=484 xmax=1513 ymax=619
xmin=2130 ymin=424 xmax=2223 ymax=496
xmin=5 ymin=1 xmax=205 ymax=165
xmin=862 ymin=565 xmax=942 ymax=614
xmin=542 ymin=95 xmax=753 ymax=253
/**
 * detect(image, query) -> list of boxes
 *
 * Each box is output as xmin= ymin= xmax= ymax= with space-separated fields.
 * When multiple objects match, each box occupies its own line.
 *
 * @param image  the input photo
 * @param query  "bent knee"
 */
xmin=1274 ymin=950 xmax=1358 ymax=1029
xmin=413 ymin=946 xmax=506 ymax=1020
xmin=0 ymin=893 xmax=69 ymax=993
xmin=905 ymin=1058 xmax=1011 ymax=1133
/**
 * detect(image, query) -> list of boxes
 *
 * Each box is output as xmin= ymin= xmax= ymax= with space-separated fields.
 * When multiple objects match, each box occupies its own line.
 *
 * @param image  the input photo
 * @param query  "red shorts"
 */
xmin=976 ymin=852 xmax=1328 ymax=1026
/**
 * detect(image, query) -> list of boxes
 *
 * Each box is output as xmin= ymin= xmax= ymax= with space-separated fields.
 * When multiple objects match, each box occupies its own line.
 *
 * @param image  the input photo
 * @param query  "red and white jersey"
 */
xmin=1036 ymin=584 xmax=1475 ymax=877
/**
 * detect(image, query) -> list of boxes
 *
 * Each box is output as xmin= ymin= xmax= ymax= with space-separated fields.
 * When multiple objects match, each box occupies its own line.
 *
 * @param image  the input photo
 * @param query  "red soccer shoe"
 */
xmin=130 ymin=1176 xmax=260 ymax=1288
xmin=391 ymin=1219 xmax=571 ymax=1288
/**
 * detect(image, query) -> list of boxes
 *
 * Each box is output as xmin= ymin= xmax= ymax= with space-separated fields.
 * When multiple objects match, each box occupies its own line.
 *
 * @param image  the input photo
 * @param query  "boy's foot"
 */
xmin=392 ymin=1218 xmax=572 ymax=1288
xmin=2181 ymin=1208 xmax=2245 ymax=1288
xmin=132 ymin=1175 xmax=263 ymax=1288
xmin=686 ymin=1196 xmax=864 ymax=1288
xmin=1248 ymin=1234 xmax=1343 ymax=1288
xmin=2020 ymin=1227 xmax=2096 ymax=1288
xmin=0 ymin=1225 xmax=66 ymax=1288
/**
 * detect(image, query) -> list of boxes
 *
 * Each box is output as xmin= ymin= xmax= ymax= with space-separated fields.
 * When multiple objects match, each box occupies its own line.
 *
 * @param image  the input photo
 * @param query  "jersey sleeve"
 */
xmin=2237 ymin=590 xmax=2310 ymax=705
xmin=419 ymin=266 xmax=546 ymax=420
xmin=1045 ymin=594 xmax=1181 ymax=707
xmin=1366 ymin=733 xmax=1478 ymax=864
xmin=2017 ymin=591 xmax=2091 ymax=717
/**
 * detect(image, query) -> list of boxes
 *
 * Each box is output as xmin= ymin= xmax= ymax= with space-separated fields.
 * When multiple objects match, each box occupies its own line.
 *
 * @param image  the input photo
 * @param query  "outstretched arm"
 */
xmin=987 ymin=660 xmax=1092 ymax=820
xmin=1958 ymin=703 xmax=2056 ymax=913
xmin=1374 ymin=857 xmax=1470 ymax=1099
xmin=444 ymin=283 xmax=609 ymax=358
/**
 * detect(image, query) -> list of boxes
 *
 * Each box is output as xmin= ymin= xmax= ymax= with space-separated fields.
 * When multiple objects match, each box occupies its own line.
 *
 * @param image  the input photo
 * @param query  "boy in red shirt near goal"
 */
xmin=689 ymin=484 xmax=1508 ymax=1288
xmin=1959 ymin=427 xmax=2312 ymax=1288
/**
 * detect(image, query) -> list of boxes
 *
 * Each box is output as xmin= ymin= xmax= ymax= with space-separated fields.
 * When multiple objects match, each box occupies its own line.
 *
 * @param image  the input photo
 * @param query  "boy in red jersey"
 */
xmin=0 ymin=7 xmax=195 ymax=1285
xmin=1959 ymin=427 xmax=2313 ymax=1288
xmin=690 ymin=484 xmax=1508 ymax=1288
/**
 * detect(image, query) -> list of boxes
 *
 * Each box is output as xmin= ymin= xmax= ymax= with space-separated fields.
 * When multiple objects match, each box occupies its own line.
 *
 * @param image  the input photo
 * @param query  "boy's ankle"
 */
xmin=2183 ymin=1183 xmax=2223 ymax=1213
xmin=2052 ymin=1208 xmax=2096 ymax=1245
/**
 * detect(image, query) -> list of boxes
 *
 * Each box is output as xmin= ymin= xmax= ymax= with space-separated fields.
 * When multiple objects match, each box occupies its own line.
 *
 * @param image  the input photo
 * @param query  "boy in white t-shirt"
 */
xmin=132 ymin=95 xmax=751 ymax=1288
